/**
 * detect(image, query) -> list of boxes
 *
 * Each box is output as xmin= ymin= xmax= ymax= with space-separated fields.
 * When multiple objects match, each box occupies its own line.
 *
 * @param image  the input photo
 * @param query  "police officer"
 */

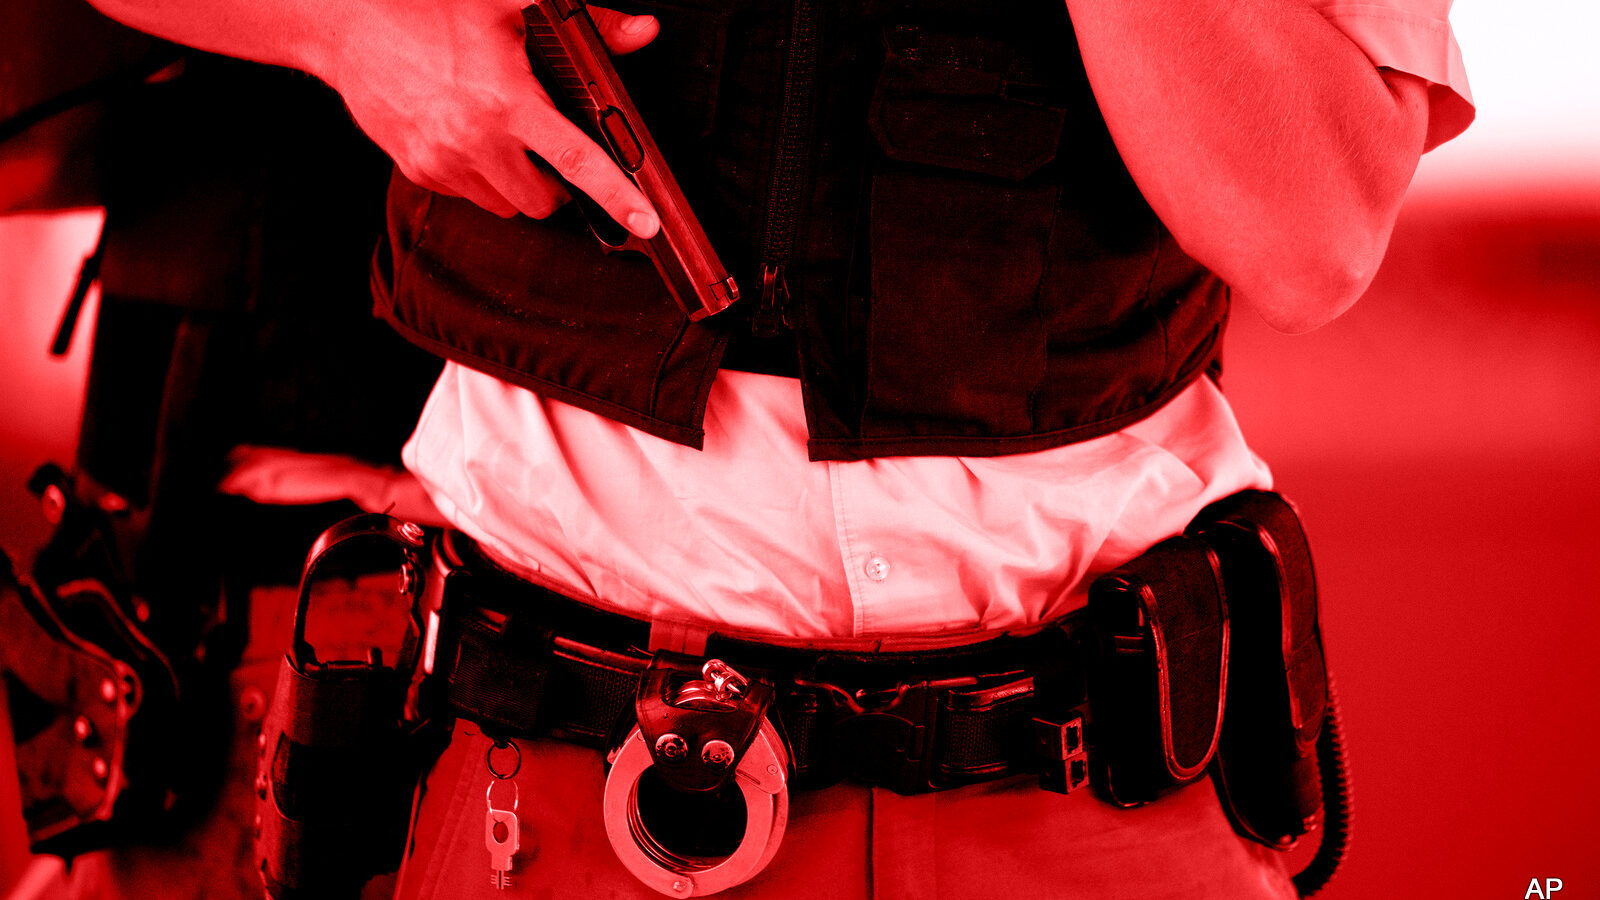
xmin=82 ymin=0 xmax=1473 ymax=896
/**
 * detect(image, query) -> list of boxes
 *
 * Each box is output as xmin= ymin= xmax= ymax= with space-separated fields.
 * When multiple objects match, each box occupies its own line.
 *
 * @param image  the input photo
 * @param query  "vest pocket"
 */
xmin=860 ymin=28 xmax=1068 ymax=437
xmin=867 ymin=27 xmax=1068 ymax=182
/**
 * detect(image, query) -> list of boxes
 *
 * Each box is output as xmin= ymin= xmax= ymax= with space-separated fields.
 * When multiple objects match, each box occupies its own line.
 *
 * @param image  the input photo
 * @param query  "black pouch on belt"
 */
xmin=255 ymin=514 xmax=436 ymax=900
xmin=1188 ymin=490 xmax=1328 ymax=849
xmin=1087 ymin=535 xmax=1228 ymax=806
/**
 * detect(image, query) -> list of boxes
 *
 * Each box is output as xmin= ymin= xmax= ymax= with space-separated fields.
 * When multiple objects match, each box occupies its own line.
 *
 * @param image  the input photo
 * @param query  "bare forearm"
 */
xmin=1064 ymin=0 xmax=1429 ymax=332
xmin=81 ymin=0 xmax=661 ymax=235
xmin=83 ymin=0 xmax=348 ymax=79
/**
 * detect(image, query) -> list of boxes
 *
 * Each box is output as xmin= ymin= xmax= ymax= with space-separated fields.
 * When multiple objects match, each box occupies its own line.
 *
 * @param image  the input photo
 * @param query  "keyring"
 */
xmin=487 ymin=738 xmax=522 ymax=781
xmin=486 ymin=778 xmax=520 ymax=813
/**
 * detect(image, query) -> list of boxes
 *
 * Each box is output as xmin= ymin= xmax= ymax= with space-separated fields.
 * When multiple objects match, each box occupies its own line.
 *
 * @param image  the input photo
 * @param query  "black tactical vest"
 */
xmin=372 ymin=0 xmax=1229 ymax=461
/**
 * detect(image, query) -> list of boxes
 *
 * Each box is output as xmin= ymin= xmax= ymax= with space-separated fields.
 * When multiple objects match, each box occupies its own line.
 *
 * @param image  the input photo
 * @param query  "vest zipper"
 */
xmin=755 ymin=262 xmax=792 ymax=336
xmin=751 ymin=0 xmax=819 ymax=337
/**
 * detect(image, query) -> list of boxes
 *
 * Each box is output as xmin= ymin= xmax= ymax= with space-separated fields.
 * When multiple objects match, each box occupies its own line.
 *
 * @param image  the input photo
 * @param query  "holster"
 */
xmin=0 ymin=551 xmax=170 ymax=856
xmin=254 ymin=514 xmax=445 ymax=900
xmin=1188 ymin=490 xmax=1328 ymax=849
xmin=0 ymin=466 xmax=235 ymax=858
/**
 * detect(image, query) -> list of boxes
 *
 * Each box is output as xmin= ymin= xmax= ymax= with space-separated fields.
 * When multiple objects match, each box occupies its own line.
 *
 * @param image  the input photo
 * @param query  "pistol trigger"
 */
xmin=574 ymin=195 xmax=632 ymax=250
xmin=599 ymin=237 xmax=651 ymax=259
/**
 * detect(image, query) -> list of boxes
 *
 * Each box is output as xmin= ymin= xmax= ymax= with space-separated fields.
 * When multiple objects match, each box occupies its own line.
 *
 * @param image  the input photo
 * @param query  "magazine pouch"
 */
xmin=1188 ymin=490 xmax=1327 ymax=849
xmin=1087 ymin=535 xmax=1227 ymax=806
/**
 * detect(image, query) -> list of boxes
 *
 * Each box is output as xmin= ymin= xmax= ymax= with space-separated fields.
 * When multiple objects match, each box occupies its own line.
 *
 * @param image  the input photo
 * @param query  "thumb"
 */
xmin=587 ymin=6 xmax=660 ymax=55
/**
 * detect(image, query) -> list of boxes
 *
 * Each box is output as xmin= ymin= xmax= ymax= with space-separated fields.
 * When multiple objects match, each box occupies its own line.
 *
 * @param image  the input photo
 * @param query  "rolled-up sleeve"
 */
xmin=1311 ymin=1 xmax=1475 ymax=150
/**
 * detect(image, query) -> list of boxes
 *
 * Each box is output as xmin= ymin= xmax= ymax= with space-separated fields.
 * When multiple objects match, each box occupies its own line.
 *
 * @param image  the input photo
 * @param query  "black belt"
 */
xmin=431 ymin=533 xmax=1093 ymax=795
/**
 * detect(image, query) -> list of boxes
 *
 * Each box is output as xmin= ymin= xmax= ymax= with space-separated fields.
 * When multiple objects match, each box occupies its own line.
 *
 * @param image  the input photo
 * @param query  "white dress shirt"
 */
xmin=403 ymin=363 xmax=1272 ymax=640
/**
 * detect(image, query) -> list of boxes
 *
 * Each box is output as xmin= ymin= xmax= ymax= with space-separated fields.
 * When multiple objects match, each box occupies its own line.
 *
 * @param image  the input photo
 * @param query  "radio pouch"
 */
xmin=1188 ymin=490 xmax=1328 ymax=849
xmin=1087 ymin=535 xmax=1227 ymax=806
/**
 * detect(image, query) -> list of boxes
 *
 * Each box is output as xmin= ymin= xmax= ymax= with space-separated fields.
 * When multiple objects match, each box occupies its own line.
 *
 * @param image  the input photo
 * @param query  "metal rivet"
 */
xmin=654 ymin=733 xmax=688 ymax=760
xmin=701 ymin=739 xmax=735 ymax=770
xmin=72 ymin=716 xmax=94 ymax=743
xmin=256 ymin=774 xmax=269 ymax=800
xmin=99 ymin=678 xmax=118 ymax=704
xmin=671 ymin=879 xmax=692 ymax=894
xmin=398 ymin=521 xmax=425 ymax=543
xmin=863 ymin=555 xmax=891 ymax=583
xmin=91 ymin=757 xmax=109 ymax=781
xmin=132 ymin=599 xmax=151 ymax=623
xmin=239 ymin=687 xmax=268 ymax=723
xmin=397 ymin=562 xmax=417 ymax=596
xmin=257 ymin=731 xmax=268 ymax=752
xmin=41 ymin=485 xmax=67 ymax=525
xmin=98 ymin=492 xmax=129 ymax=515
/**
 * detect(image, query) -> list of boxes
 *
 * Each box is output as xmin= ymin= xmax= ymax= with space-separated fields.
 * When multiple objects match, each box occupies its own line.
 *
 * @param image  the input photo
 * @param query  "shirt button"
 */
xmin=863 ymin=555 xmax=892 ymax=583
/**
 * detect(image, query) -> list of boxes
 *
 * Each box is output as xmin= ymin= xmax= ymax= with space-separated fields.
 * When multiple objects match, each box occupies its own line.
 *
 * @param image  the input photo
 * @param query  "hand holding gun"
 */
xmin=523 ymin=0 xmax=739 ymax=320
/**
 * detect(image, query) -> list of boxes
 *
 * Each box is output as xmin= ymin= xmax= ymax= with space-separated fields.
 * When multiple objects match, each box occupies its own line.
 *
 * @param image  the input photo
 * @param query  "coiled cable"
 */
xmin=1294 ymin=675 xmax=1352 ymax=897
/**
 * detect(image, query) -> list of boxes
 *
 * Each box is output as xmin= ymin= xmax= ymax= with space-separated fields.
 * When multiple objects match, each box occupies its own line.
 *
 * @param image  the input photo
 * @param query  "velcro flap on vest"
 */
xmin=1088 ymin=536 xmax=1228 ymax=805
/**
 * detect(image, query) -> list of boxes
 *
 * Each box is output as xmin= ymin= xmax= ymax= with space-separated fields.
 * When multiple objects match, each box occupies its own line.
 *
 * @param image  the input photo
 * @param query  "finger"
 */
xmin=488 ymin=152 xmax=573 ymax=219
xmin=409 ymin=169 xmax=518 ymax=219
xmin=587 ymin=7 xmax=659 ymax=55
xmin=514 ymin=108 xmax=659 ymax=238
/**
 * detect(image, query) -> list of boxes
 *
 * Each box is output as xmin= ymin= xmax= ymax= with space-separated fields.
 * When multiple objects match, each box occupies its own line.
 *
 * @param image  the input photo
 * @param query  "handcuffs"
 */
xmin=603 ymin=652 xmax=791 ymax=896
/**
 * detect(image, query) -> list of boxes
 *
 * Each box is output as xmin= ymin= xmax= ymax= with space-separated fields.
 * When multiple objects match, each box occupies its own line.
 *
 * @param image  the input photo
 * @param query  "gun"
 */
xmin=523 ymin=0 xmax=739 ymax=321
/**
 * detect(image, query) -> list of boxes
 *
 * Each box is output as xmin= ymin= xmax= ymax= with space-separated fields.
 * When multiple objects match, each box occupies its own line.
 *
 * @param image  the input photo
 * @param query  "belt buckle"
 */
xmin=807 ymin=674 xmax=978 ymax=793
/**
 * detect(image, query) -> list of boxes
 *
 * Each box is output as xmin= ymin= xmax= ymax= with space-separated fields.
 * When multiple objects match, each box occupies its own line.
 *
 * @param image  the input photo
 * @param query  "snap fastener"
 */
xmin=655 ymin=733 xmax=688 ymax=760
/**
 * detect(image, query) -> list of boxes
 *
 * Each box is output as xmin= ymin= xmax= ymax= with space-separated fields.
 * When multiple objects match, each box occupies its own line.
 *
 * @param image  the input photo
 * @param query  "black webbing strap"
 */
xmin=935 ymin=679 xmax=1036 ymax=778
xmin=445 ymin=615 xmax=647 ymax=745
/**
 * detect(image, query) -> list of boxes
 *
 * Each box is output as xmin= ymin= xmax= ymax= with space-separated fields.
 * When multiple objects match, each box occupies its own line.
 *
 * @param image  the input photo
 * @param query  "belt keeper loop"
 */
xmin=1030 ymin=622 xmax=1092 ymax=794
xmin=444 ymin=613 xmax=557 ymax=740
xmin=648 ymin=619 xmax=710 ymax=657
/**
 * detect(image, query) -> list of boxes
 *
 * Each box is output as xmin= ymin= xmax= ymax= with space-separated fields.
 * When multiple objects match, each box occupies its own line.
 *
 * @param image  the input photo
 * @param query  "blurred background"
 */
xmin=1210 ymin=3 xmax=1600 ymax=894
xmin=2 ymin=1 xmax=1598 ymax=898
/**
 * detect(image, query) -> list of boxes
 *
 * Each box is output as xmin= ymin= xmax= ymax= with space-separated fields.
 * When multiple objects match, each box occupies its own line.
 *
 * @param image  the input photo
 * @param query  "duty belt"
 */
xmin=257 ymin=492 xmax=1339 ymax=900
xmin=429 ymin=532 xmax=1093 ymax=796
